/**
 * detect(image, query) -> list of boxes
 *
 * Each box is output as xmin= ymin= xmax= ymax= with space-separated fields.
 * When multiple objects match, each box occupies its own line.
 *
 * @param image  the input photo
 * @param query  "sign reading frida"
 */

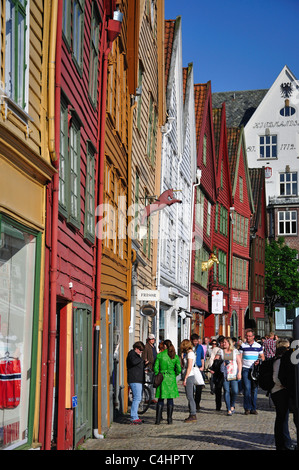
xmin=140 ymin=189 xmax=182 ymax=225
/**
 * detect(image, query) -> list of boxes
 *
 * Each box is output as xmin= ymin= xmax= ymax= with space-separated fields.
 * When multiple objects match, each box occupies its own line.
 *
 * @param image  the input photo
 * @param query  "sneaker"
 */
xmin=250 ymin=410 xmax=258 ymax=415
xmin=184 ymin=415 xmax=197 ymax=423
xmin=130 ymin=419 xmax=143 ymax=425
xmin=244 ymin=410 xmax=250 ymax=415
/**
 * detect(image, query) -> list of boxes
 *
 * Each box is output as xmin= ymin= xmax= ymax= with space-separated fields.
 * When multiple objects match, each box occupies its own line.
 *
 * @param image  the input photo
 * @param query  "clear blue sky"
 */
xmin=164 ymin=0 xmax=299 ymax=92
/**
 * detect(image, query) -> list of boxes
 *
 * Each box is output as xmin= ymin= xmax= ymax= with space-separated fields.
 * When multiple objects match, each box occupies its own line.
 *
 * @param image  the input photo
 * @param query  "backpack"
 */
xmin=258 ymin=358 xmax=275 ymax=392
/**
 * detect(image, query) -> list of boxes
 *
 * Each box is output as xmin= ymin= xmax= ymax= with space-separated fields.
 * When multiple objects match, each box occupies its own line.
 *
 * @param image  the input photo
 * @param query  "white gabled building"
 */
xmin=155 ymin=17 xmax=197 ymax=351
xmin=245 ymin=65 xmax=299 ymax=333
xmin=213 ymin=65 xmax=299 ymax=335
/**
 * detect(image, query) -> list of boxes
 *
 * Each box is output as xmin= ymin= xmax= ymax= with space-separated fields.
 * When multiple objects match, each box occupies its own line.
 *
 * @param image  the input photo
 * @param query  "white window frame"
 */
xmin=278 ymin=210 xmax=297 ymax=236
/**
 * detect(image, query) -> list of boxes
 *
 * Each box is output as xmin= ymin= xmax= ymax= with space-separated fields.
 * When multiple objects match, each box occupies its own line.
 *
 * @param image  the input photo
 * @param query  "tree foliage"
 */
xmin=265 ymin=237 xmax=299 ymax=318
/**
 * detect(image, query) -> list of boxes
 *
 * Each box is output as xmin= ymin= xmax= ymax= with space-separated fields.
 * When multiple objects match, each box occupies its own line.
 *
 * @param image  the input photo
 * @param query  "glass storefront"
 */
xmin=0 ymin=216 xmax=38 ymax=449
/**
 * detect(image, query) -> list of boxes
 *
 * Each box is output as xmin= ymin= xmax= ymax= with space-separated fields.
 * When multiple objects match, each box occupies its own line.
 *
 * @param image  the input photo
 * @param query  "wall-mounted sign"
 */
xmin=212 ymin=290 xmax=223 ymax=314
xmin=137 ymin=290 xmax=160 ymax=301
xmin=265 ymin=167 xmax=272 ymax=178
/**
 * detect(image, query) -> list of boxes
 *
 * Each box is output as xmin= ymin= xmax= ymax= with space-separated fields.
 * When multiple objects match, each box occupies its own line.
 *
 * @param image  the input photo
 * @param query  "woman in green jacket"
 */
xmin=154 ymin=339 xmax=181 ymax=425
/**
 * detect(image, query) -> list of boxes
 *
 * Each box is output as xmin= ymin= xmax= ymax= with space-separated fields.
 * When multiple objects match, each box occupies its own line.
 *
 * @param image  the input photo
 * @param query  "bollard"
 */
xmin=292 ymin=315 xmax=299 ymax=448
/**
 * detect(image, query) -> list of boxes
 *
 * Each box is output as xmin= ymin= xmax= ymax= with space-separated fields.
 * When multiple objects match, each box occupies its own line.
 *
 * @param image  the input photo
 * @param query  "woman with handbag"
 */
xmin=180 ymin=339 xmax=197 ymax=423
xmin=216 ymin=337 xmax=242 ymax=415
xmin=153 ymin=339 xmax=181 ymax=425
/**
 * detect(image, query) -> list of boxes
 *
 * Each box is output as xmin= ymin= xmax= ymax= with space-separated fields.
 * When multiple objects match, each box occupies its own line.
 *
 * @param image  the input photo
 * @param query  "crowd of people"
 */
xmin=126 ymin=329 xmax=298 ymax=450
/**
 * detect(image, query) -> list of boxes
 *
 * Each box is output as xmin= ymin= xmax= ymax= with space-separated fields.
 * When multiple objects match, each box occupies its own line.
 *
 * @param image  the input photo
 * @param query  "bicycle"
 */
xmin=128 ymin=368 xmax=154 ymax=415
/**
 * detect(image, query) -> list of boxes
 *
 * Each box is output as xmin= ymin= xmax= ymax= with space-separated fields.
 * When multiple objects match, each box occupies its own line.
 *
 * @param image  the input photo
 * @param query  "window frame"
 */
xmin=278 ymin=210 xmax=297 ymax=236
xmin=4 ymin=0 xmax=29 ymax=110
xmin=279 ymin=172 xmax=298 ymax=197
xmin=259 ymin=134 xmax=277 ymax=159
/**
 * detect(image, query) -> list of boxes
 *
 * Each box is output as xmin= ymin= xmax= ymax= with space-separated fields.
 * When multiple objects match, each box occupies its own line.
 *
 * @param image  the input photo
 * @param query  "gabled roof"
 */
xmin=194 ymin=83 xmax=208 ymax=150
xmin=227 ymin=126 xmax=255 ymax=213
xmin=212 ymin=89 xmax=268 ymax=127
xmin=212 ymin=107 xmax=222 ymax=166
xmin=164 ymin=19 xmax=176 ymax=92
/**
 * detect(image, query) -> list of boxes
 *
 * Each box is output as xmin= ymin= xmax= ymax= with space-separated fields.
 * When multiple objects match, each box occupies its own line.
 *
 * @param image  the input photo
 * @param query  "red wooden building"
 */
xmin=227 ymin=127 xmax=254 ymax=338
xmin=40 ymin=0 xmax=122 ymax=450
xmin=209 ymin=103 xmax=233 ymax=337
xmin=248 ymin=167 xmax=267 ymax=336
xmin=191 ymin=82 xmax=217 ymax=338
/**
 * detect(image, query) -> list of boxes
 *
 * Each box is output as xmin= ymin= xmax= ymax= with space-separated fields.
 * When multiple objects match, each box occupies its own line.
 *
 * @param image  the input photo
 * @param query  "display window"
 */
xmin=0 ymin=215 xmax=39 ymax=449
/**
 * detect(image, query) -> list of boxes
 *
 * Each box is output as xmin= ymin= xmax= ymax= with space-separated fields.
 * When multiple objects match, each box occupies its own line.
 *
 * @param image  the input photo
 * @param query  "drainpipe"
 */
xmin=93 ymin=8 xmax=123 ymax=439
xmin=44 ymin=0 xmax=61 ymax=450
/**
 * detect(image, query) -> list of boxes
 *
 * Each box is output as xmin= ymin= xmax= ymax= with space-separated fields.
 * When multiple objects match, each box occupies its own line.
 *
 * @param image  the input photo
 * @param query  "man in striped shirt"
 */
xmin=239 ymin=329 xmax=265 ymax=415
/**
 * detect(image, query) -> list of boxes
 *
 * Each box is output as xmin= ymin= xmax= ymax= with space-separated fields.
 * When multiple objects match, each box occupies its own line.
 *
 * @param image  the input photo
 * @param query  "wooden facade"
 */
xmin=211 ymin=103 xmax=233 ymax=336
xmin=0 ymin=0 xmax=55 ymax=450
xmin=130 ymin=0 xmax=165 ymax=346
xmin=100 ymin=0 xmax=139 ymax=431
xmin=249 ymin=167 xmax=267 ymax=336
xmin=191 ymin=82 xmax=217 ymax=338
xmin=227 ymin=127 xmax=254 ymax=338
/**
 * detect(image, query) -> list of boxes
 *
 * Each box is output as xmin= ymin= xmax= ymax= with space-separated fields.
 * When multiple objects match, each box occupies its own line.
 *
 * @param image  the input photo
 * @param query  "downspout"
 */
xmin=93 ymin=25 xmax=111 ymax=442
xmin=44 ymin=0 xmax=60 ymax=450
xmin=93 ymin=9 xmax=123 ymax=439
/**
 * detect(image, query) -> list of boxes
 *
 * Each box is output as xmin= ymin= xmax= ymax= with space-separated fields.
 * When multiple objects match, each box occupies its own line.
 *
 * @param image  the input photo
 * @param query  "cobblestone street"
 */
xmin=81 ymin=383 xmax=298 ymax=452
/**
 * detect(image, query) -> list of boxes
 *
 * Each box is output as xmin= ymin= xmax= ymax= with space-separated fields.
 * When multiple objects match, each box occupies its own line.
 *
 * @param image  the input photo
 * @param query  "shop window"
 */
xmin=0 ymin=216 xmax=39 ymax=449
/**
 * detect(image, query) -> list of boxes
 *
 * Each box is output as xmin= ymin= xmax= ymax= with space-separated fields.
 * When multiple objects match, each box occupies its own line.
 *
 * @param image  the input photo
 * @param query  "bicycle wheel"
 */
xmin=138 ymin=385 xmax=151 ymax=414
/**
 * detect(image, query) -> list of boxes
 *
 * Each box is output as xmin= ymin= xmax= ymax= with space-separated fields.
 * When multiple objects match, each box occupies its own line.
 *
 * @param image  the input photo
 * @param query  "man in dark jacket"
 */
xmin=127 ymin=341 xmax=148 ymax=424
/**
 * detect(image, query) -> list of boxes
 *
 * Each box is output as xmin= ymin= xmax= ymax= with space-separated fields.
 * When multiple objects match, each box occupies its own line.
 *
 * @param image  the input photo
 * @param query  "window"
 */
xmin=280 ymin=106 xmax=296 ymax=117
xmin=136 ymin=62 xmax=144 ymax=131
xmin=218 ymin=249 xmax=227 ymax=285
xmin=259 ymin=134 xmax=277 ymax=158
xmin=280 ymin=172 xmax=297 ymax=197
xmin=88 ymin=2 xmax=101 ymax=104
xmin=5 ymin=0 xmax=28 ymax=109
xmin=206 ymin=202 xmax=211 ymax=236
xmin=195 ymin=188 xmax=204 ymax=228
xmin=147 ymin=94 xmax=157 ymax=164
xmin=59 ymin=99 xmax=82 ymax=228
xmin=84 ymin=143 xmax=95 ymax=241
xmin=219 ymin=206 xmax=228 ymax=236
xmin=275 ymin=307 xmax=299 ymax=330
xmin=69 ymin=117 xmax=81 ymax=226
xmin=73 ymin=0 xmax=84 ymax=68
xmin=278 ymin=210 xmax=297 ymax=235
xmin=203 ymin=134 xmax=207 ymax=166
xmin=232 ymin=256 xmax=247 ymax=290
xmin=62 ymin=0 xmax=71 ymax=43
xmin=0 ymin=215 xmax=40 ymax=449
xmin=239 ymin=176 xmax=243 ymax=202
xmin=194 ymin=242 xmax=208 ymax=288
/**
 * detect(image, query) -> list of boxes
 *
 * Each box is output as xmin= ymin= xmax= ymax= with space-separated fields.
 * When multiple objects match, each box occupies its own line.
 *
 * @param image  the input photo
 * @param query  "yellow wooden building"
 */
xmin=0 ymin=0 xmax=55 ymax=449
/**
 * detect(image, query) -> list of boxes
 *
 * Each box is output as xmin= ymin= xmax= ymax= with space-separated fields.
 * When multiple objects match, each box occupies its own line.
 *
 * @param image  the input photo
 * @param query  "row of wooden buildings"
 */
xmin=0 ymin=0 xmax=267 ymax=450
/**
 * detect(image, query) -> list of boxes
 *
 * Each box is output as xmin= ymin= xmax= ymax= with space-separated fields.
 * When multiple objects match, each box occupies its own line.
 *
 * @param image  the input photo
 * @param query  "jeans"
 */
xmin=129 ymin=382 xmax=143 ymax=421
xmin=223 ymin=379 xmax=238 ymax=411
xmin=185 ymin=375 xmax=196 ymax=415
xmin=242 ymin=367 xmax=258 ymax=411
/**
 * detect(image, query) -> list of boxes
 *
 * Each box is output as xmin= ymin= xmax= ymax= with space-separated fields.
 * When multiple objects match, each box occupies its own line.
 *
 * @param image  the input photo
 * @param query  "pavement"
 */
xmin=80 ymin=382 xmax=298 ymax=454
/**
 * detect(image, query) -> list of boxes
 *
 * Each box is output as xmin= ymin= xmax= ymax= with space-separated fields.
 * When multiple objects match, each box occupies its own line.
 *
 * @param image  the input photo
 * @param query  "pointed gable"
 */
xmin=164 ymin=19 xmax=175 ymax=93
xmin=227 ymin=126 xmax=254 ymax=214
xmin=194 ymin=83 xmax=208 ymax=150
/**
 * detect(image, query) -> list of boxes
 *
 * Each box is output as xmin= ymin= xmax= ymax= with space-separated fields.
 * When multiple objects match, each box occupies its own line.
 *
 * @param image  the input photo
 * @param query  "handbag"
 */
xmin=153 ymin=372 xmax=164 ymax=388
xmin=193 ymin=366 xmax=204 ymax=386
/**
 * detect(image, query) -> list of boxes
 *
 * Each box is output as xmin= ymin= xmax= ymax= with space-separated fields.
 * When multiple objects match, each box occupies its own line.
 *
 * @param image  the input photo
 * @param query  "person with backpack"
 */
xmin=270 ymin=338 xmax=295 ymax=450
